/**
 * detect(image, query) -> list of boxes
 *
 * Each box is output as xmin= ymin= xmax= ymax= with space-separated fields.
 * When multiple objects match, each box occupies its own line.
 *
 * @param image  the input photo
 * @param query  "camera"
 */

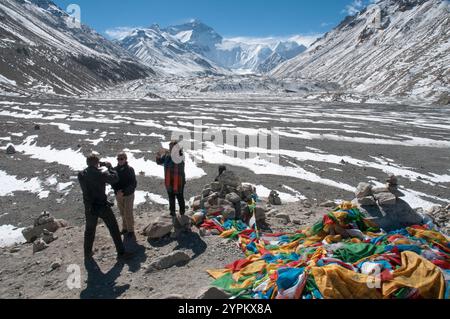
xmin=99 ymin=161 xmax=108 ymax=167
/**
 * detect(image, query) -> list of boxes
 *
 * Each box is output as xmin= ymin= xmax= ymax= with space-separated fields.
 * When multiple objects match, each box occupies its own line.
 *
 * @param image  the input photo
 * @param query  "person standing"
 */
xmin=78 ymin=153 xmax=132 ymax=260
xmin=156 ymin=141 xmax=186 ymax=221
xmin=112 ymin=152 xmax=137 ymax=238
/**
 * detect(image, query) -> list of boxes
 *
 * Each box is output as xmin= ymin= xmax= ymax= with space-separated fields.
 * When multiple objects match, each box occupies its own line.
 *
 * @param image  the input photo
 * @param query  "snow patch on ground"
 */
xmin=0 ymin=170 xmax=42 ymax=196
xmin=0 ymin=225 xmax=26 ymax=248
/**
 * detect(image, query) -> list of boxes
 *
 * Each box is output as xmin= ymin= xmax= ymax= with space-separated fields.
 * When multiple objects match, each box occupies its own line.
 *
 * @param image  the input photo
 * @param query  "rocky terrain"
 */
xmin=272 ymin=0 xmax=450 ymax=104
xmin=0 ymin=199 xmax=332 ymax=299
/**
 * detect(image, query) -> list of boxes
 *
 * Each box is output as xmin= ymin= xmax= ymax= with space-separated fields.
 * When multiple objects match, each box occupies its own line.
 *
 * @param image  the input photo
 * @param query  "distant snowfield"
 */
xmin=0 ymin=97 xmax=449 ymax=213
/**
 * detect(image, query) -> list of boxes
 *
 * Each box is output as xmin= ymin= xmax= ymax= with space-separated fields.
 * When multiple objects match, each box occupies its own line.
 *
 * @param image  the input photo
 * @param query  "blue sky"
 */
xmin=53 ymin=0 xmax=371 ymax=44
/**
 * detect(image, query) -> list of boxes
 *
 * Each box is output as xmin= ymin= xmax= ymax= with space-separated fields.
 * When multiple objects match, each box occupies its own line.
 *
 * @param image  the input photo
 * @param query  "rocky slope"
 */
xmin=117 ymin=25 xmax=227 ymax=77
xmin=272 ymin=0 xmax=450 ymax=103
xmin=0 ymin=0 xmax=154 ymax=95
xmin=118 ymin=20 xmax=307 ymax=75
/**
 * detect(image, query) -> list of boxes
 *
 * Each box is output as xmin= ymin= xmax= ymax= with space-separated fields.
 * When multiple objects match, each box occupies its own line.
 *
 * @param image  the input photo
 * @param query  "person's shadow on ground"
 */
xmin=147 ymin=231 xmax=207 ymax=260
xmin=174 ymin=231 xmax=207 ymax=259
xmin=123 ymin=235 xmax=147 ymax=273
xmin=80 ymin=237 xmax=147 ymax=299
xmin=80 ymin=258 xmax=128 ymax=299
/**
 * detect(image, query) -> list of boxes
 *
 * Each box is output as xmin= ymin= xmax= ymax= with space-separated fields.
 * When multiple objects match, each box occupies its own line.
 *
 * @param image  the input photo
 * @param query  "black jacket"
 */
xmin=112 ymin=163 xmax=137 ymax=196
xmin=78 ymin=166 xmax=119 ymax=210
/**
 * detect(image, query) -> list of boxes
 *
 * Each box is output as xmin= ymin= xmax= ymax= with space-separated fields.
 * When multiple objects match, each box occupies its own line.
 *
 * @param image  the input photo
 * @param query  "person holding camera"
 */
xmin=112 ymin=152 xmax=137 ymax=238
xmin=156 ymin=140 xmax=186 ymax=222
xmin=78 ymin=153 xmax=133 ymax=261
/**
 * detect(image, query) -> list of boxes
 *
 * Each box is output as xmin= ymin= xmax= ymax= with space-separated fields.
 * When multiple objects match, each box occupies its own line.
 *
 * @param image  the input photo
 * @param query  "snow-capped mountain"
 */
xmin=272 ymin=0 xmax=450 ymax=102
xmin=118 ymin=20 xmax=307 ymax=75
xmin=0 ymin=0 xmax=154 ymax=95
xmin=117 ymin=24 xmax=227 ymax=76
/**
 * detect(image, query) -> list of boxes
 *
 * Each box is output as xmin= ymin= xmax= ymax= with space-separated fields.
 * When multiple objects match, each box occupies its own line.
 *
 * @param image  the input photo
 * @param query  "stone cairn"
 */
xmin=22 ymin=211 xmax=68 ymax=253
xmin=422 ymin=205 xmax=450 ymax=235
xmin=352 ymin=174 xmax=405 ymax=207
xmin=190 ymin=170 xmax=269 ymax=229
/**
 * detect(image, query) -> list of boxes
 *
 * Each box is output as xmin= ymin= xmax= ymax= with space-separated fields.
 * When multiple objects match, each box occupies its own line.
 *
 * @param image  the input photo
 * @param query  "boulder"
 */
xmin=33 ymin=239 xmax=48 ymax=253
xmin=174 ymin=214 xmax=191 ymax=231
xmin=218 ymin=199 xmax=233 ymax=207
xmin=51 ymin=259 xmax=62 ymax=270
xmin=275 ymin=213 xmax=291 ymax=223
xmin=206 ymin=192 xmax=220 ymax=206
xmin=202 ymin=188 xmax=212 ymax=198
xmin=374 ymin=192 xmax=397 ymax=206
xmin=268 ymin=191 xmax=282 ymax=205
xmin=222 ymin=205 xmax=236 ymax=220
xmin=148 ymin=251 xmax=191 ymax=270
xmin=359 ymin=199 xmax=423 ymax=231
xmin=355 ymin=183 xmax=372 ymax=198
xmin=389 ymin=187 xmax=405 ymax=198
xmin=357 ymin=196 xmax=377 ymax=206
xmin=319 ymin=200 xmax=336 ymax=208
xmin=210 ymin=182 xmax=222 ymax=192
xmin=254 ymin=205 xmax=267 ymax=222
xmin=225 ymin=192 xmax=241 ymax=204
xmin=192 ymin=200 xmax=201 ymax=211
xmin=266 ymin=209 xmax=279 ymax=217
xmin=218 ymin=171 xmax=241 ymax=188
xmin=372 ymin=187 xmax=390 ymax=194
xmin=6 ymin=144 xmax=15 ymax=155
xmin=143 ymin=217 xmax=173 ymax=239
xmin=191 ymin=212 xmax=205 ymax=226
xmin=240 ymin=183 xmax=256 ymax=200
xmin=302 ymin=200 xmax=313 ymax=208
xmin=41 ymin=229 xmax=58 ymax=244
xmin=197 ymin=287 xmax=232 ymax=299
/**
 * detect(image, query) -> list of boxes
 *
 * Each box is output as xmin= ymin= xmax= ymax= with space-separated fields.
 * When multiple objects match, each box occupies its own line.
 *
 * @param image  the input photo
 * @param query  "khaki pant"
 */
xmin=116 ymin=193 xmax=135 ymax=233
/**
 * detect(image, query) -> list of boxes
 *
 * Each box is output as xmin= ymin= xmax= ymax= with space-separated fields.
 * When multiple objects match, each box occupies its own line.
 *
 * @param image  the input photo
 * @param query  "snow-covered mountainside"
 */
xmin=0 ymin=0 xmax=154 ymax=95
xmin=272 ymin=0 xmax=450 ymax=103
xmin=117 ymin=25 xmax=227 ymax=76
xmin=119 ymin=20 xmax=307 ymax=75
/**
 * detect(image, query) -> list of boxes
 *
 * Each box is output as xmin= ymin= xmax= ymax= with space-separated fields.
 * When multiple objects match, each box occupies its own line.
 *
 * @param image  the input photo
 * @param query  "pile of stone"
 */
xmin=190 ymin=170 xmax=270 ymax=229
xmin=268 ymin=191 xmax=282 ymax=206
xmin=352 ymin=175 xmax=424 ymax=231
xmin=22 ymin=211 xmax=68 ymax=253
xmin=422 ymin=205 xmax=450 ymax=235
xmin=353 ymin=175 xmax=404 ymax=207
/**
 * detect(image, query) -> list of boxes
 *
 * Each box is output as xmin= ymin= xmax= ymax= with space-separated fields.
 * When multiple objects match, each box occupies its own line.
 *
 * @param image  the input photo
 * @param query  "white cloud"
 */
xmin=105 ymin=26 xmax=141 ymax=40
xmin=344 ymin=0 xmax=366 ymax=15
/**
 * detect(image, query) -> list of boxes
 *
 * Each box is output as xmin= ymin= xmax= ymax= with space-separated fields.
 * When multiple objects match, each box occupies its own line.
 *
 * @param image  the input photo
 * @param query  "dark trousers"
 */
xmin=84 ymin=206 xmax=125 ymax=256
xmin=168 ymin=188 xmax=186 ymax=216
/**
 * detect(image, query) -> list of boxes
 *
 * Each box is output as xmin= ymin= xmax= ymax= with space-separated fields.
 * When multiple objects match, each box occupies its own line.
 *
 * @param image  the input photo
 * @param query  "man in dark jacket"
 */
xmin=156 ymin=141 xmax=186 ymax=219
xmin=112 ymin=152 xmax=137 ymax=238
xmin=78 ymin=153 xmax=132 ymax=260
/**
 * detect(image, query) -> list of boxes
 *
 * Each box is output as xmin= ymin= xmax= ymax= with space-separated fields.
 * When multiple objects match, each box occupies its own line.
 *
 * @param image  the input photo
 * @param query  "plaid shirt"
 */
xmin=156 ymin=154 xmax=185 ymax=194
